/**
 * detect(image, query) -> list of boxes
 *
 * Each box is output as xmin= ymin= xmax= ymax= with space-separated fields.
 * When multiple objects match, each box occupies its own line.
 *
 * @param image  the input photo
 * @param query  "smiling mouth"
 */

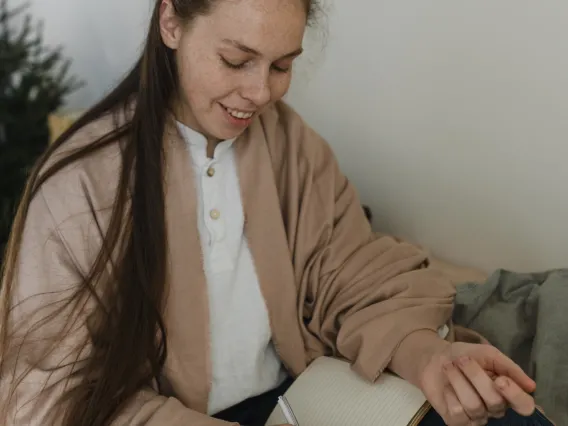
xmin=221 ymin=105 xmax=255 ymax=119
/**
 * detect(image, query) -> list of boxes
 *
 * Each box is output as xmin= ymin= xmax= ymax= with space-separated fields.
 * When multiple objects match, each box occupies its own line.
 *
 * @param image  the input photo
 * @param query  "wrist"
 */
xmin=388 ymin=330 xmax=450 ymax=387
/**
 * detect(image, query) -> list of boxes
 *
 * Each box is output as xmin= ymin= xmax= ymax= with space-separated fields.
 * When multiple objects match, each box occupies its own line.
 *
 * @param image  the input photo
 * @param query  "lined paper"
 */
xmin=266 ymin=357 xmax=428 ymax=426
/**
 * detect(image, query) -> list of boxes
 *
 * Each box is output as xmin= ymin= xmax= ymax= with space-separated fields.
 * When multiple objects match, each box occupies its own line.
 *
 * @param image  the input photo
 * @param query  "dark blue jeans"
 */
xmin=213 ymin=378 xmax=295 ymax=426
xmin=419 ymin=406 xmax=553 ymax=425
xmin=213 ymin=378 xmax=553 ymax=426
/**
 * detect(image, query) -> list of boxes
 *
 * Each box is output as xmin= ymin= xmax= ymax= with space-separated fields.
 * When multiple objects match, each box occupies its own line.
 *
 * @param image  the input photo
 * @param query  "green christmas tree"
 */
xmin=0 ymin=0 xmax=82 ymax=256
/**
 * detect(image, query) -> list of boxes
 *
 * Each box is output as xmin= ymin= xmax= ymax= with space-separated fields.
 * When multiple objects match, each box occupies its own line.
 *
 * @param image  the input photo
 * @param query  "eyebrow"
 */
xmin=221 ymin=38 xmax=303 ymax=59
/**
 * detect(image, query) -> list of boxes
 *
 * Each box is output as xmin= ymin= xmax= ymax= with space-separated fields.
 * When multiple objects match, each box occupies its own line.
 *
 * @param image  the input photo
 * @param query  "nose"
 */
xmin=241 ymin=69 xmax=271 ymax=107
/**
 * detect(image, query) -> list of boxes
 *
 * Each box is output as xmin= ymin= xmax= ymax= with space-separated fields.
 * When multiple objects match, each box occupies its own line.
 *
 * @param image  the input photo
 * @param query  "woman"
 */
xmin=0 ymin=0 xmax=538 ymax=425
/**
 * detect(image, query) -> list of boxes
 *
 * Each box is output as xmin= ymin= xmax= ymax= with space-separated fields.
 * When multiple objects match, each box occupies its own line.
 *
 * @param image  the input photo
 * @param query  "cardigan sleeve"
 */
xmin=0 ymin=190 xmax=235 ymax=426
xmin=293 ymin=125 xmax=457 ymax=383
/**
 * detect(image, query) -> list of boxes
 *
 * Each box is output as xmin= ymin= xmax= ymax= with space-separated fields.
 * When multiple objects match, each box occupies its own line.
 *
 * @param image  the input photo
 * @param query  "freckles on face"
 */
xmin=173 ymin=0 xmax=307 ymax=140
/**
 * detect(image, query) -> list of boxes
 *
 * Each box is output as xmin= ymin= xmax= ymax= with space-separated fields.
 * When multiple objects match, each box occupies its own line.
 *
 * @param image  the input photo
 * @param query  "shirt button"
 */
xmin=206 ymin=166 xmax=215 ymax=177
xmin=210 ymin=209 xmax=220 ymax=220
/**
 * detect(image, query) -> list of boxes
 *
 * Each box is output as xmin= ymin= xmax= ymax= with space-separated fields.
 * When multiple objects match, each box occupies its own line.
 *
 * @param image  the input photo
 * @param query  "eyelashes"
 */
xmin=220 ymin=56 xmax=245 ymax=69
xmin=219 ymin=56 xmax=289 ymax=73
xmin=271 ymin=65 xmax=290 ymax=73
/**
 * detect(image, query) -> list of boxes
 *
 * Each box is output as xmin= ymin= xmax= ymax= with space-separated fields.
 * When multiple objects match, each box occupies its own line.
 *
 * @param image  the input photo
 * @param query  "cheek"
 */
xmin=270 ymin=74 xmax=293 ymax=101
xmin=175 ymin=51 xmax=200 ymax=103
xmin=177 ymin=51 xmax=231 ymax=107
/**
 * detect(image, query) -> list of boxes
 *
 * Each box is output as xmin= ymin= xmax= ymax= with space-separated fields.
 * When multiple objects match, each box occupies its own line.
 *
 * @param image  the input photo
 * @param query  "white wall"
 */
xmin=20 ymin=0 xmax=151 ymax=110
xmin=288 ymin=0 xmax=568 ymax=273
xmin=20 ymin=0 xmax=568 ymax=273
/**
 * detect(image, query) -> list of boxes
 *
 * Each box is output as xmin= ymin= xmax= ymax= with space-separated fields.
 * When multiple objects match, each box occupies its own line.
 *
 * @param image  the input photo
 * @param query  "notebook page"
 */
xmin=266 ymin=357 xmax=427 ymax=426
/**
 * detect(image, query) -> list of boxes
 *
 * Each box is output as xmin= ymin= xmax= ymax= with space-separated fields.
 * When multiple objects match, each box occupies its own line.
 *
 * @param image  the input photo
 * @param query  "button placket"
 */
xmin=203 ymin=158 xmax=232 ymax=271
xmin=202 ymin=160 xmax=226 ymax=245
xmin=201 ymin=160 xmax=215 ymax=244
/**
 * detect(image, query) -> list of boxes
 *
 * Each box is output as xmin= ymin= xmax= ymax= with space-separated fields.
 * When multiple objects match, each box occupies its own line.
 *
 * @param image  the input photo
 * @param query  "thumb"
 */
xmin=485 ymin=348 xmax=536 ymax=393
xmin=494 ymin=376 xmax=536 ymax=416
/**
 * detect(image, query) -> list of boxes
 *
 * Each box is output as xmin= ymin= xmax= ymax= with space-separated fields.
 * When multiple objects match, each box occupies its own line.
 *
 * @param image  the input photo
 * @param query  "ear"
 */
xmin=159 ymin=0 xmax=183 ymax=49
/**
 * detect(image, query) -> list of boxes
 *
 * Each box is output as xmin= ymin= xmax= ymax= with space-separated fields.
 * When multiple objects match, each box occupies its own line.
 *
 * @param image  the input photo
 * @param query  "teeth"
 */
xmin=226 ymin=107 xmax=254 ymax=119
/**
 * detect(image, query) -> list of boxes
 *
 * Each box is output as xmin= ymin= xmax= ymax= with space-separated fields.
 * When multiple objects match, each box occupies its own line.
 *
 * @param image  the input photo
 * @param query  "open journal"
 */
xmin=265 ymin=356 xmax=555 ymax=426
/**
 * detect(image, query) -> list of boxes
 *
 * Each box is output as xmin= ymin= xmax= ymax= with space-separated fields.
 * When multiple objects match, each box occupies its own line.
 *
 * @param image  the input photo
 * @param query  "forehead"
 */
xmin=200 ymin=0 xmax=307 ymax=54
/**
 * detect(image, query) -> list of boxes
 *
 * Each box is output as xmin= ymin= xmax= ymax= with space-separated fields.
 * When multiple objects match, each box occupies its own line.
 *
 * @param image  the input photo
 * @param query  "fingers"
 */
xmin=443 ymin=362 xmax=488 ymax=422
xmin=495 ymin=376 xmax=536 ymax=417
xmin=449 ymin=347 xmax=536 ymax=420
xmin=480 ymin=346 xmax=536 ymax=393
xmin=443 ymin=386 xmax=471 ymax=426
xmin=455 ymin=356 xmax=507 ymax=417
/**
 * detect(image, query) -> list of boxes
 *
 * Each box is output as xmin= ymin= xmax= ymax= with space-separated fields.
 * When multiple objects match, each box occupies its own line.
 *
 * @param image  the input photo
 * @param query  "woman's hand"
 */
xmin=419 ymin=341 xmax=536 ymax=426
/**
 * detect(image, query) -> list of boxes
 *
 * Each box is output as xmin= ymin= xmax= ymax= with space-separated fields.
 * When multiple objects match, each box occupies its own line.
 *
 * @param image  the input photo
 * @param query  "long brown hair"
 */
xmin=0 ymin=1 xmax=320 ymax=425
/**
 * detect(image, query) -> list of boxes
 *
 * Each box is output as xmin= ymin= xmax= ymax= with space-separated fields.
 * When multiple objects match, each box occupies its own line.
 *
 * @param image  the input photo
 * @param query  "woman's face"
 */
xmin=160 ymin=0 xmax=307 ymax=141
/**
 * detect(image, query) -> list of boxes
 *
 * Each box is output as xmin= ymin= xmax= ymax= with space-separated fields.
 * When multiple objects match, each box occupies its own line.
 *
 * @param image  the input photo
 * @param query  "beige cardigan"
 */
xmin=1 ymin=101 xmax=458 ymax=425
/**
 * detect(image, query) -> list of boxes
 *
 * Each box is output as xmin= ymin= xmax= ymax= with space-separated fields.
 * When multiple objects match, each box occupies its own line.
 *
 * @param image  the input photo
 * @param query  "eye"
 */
xmin=271 ymin=64 xmax=290 ymax=73
xmin=220 ymin=56 xmax=246 ymax=70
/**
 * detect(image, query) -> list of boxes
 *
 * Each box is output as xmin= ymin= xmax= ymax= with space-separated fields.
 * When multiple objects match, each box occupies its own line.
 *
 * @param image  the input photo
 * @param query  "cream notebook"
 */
xmin=265 ymin=356 xmax=430 ymax=426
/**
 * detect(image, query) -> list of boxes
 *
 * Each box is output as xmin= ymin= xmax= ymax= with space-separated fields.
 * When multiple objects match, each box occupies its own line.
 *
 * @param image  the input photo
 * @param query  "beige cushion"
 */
xmin=375 ymin=232 xmax=488 ymax=286
xmin=429 ymin=257 xmax=488 ymax=286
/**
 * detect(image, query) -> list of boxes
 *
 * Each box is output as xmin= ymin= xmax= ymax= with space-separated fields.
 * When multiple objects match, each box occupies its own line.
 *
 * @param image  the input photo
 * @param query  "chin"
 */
xmin=207 ymin=118 xmax=250 ymax=140
xmin=209 ymin=127 xmax=245 ymax=141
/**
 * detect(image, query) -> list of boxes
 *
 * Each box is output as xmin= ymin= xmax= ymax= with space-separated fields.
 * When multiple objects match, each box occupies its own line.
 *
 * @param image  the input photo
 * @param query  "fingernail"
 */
xmin=457 ymin=356 xmax=470 ymax=367
xmin=495 ymin=377 xmax=509 ymax=389
xmin=443 ymin=362 xmax=454 ymax=371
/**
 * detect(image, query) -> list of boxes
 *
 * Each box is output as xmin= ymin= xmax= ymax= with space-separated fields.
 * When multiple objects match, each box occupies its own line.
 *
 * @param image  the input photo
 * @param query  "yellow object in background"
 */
xmin=47 ymin=112 xmax=82 ymax=144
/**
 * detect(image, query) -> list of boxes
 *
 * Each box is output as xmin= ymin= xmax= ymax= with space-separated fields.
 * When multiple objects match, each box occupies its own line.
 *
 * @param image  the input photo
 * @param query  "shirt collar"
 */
xmin=175 ymin=120 xmax=236 ymax=163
